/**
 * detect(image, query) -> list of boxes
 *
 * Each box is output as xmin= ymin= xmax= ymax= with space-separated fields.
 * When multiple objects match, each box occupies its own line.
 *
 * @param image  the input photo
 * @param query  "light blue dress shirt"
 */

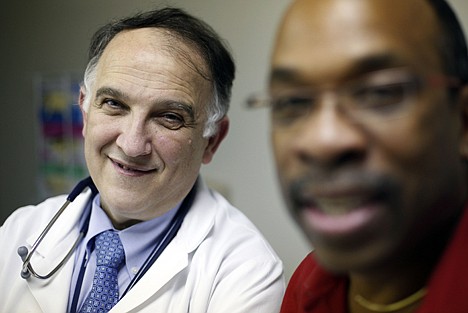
xmin=68 ymin=194 xmax=180 ymax=312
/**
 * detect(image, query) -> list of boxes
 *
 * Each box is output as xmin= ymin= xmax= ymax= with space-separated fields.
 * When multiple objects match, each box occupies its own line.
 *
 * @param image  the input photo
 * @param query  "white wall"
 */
xmin=1 ymin=0 xmax=468 ymax=282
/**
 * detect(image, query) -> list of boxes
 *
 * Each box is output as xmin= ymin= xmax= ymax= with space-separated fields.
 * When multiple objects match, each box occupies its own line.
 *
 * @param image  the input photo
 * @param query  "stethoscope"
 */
xmin=17 ymin=176 xmax=195 ymax=309
xmin=17 ymin=176 xmax=98 ymax=280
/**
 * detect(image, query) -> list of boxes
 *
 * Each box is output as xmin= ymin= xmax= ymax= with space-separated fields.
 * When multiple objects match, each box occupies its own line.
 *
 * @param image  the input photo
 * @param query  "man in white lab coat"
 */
xmin=0 ymin=7 xmax=284 ymax=313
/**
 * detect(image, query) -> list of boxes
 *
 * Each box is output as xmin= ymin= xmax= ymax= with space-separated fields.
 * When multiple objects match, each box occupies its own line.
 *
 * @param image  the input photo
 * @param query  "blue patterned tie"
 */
xmin=79 ymin=230 xmax=125 ymax=313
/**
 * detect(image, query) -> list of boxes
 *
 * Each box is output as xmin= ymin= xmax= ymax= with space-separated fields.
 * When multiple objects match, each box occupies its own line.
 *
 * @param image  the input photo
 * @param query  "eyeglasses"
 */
xmin=247 ymin=68 xmax=460 ymax=127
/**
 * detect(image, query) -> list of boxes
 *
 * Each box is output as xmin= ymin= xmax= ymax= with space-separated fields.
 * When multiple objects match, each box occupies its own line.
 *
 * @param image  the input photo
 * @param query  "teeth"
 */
xmin=315 ymin=198 xmax=365 ymax=215
xmin=114 ymin=159 xmax=155 ymax=172
xmin=119 ymin=163 xmax=136 ymax=171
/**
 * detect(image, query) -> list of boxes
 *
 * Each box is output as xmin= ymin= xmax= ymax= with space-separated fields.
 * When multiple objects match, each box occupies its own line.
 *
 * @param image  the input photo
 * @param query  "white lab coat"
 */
xmin=0 ymin=179 xmax=284 ymax=313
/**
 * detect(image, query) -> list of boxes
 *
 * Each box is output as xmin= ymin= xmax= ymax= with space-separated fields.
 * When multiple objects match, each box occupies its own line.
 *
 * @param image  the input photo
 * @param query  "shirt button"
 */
xmin=131 ymin=267 xmax=139 ymax=275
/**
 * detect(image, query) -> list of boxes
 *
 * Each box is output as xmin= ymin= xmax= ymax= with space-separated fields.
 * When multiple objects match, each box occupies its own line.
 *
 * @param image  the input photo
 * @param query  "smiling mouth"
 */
xmin=290 ymin=190 xmax=385 ymax=241
xmin=287 ymin=172 xmax=399 ymax=240
xmin=111 ymin=158 xmax=157 ymax=174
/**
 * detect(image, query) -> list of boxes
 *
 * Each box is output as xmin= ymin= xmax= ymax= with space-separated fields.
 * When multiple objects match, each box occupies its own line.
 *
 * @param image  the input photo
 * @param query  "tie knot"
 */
xmin=95 ymin=230 xmax=125 ymax=269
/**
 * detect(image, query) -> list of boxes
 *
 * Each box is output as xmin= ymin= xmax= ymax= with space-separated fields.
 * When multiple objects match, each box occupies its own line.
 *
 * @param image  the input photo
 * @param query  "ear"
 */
xmin=78 ymin=87 xmax=88 ymax=137
xmin=202 ymin=116 xmax=229 ymax=164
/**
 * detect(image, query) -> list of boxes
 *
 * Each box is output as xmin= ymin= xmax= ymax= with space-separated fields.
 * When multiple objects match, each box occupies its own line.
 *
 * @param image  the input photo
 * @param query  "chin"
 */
xmin=101 ymin=191 xmax=136 ymax=212
xmin=313 ymin=250 xmax=365 ymax=274
xmin=313 ymin=241 xmax=397 ymax=275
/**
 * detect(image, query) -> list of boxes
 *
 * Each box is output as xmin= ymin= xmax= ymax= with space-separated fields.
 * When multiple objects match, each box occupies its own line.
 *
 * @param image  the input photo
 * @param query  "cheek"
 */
xmin=370 ymin=103 xmax=462 ymax=211
xmin=374 ymin=106 xmax=457 ymax=173
xmin=85 ymin=116 xmax=119 ymax=149
xmin=273 ymin=127 xmax=296 ymax=156
xmin=272 ymin=131 xmax=294 ymax=179
xmin=156 ymin=134 xmax=200 ymax=168
xmin=271 ymin=131 xmax=284 ymax=162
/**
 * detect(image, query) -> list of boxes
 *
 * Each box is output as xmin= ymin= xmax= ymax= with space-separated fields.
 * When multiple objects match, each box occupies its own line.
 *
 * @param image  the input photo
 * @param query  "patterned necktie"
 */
xmin=79 ymin=230 xmax=125 ymax=313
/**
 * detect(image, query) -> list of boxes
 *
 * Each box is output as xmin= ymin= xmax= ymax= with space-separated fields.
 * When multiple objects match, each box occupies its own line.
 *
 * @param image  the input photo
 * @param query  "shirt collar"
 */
xmin=84 ymin=194 xmax=181 ymax=275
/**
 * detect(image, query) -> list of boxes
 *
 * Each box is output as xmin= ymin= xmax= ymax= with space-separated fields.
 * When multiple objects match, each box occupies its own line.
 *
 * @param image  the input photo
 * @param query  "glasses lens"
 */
xmin=349 ymin=81 xmax=417 ymax=115
xmin=271 ymin=90 xmax=316 ymax=124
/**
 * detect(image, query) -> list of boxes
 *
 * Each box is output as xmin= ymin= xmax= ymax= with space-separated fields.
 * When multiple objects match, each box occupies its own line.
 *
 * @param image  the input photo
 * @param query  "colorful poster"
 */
xmin=35 ymin=73 xmax=87 ymax=198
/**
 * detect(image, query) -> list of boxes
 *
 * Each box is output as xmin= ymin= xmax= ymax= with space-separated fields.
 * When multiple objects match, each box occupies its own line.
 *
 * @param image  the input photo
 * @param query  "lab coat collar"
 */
xmin=111 ymin=178 xmax=219 ymax=312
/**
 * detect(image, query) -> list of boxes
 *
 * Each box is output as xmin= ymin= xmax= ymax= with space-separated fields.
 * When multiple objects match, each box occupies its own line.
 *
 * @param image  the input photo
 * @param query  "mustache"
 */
xmin=287 ymin=168 xmax=400 ymax=207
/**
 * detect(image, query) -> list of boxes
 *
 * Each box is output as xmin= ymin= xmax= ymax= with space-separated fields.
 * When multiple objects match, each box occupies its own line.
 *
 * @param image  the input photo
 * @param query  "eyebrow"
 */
xmin=270 ymin=53 xmax=404 ymax=85
xmin=95 ymin=86 xmax=128 ymax=102
xmin=95 ymin=86 xmax=195 ymax=120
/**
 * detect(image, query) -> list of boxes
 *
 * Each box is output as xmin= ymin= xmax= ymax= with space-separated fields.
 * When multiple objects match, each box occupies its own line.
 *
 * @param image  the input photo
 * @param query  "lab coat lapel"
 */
xmin=113 ymin=238 xmax=189 ymax=312
xmin=25 ymin=190 xmax=92 ymax=312
xmin=26 ymin=249 xmax=76 ymax=312
xmin=111 ymin=180 xmax=217 ymax=312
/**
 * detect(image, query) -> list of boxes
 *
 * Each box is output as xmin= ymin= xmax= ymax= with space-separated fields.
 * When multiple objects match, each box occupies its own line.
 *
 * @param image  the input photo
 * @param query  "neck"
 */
xmin=348 ymin=212 xmax=461 ymax=313
xmin=348 ymin=262 xmax=429 ymax=313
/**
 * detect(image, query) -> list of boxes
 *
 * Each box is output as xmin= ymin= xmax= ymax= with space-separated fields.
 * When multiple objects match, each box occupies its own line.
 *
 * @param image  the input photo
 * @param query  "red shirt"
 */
xmin=281 ymin=208 xmax=468 ymax=313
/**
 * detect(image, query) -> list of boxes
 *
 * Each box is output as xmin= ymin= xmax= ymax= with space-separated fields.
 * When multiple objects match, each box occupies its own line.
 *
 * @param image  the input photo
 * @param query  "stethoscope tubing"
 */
xmin=18 ymin=177 xmax=97 ymax=279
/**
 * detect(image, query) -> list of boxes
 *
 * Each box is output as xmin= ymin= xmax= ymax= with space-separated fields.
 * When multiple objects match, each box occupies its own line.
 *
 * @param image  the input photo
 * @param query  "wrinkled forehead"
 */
xmin=100 ymin=28 xmax=211 ymax=82
xmin=271 ymin=0 xmax=443 ymax=83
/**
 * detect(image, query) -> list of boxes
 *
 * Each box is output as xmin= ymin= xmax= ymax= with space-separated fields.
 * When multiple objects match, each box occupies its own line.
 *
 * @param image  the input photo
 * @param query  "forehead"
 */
xmin=101 ymin=28 xmax=209 ymax=72
xmin=94 ymin=28 xmax=212 ymax=102
xmin=271 ymin=0 xmax=443 ymax=83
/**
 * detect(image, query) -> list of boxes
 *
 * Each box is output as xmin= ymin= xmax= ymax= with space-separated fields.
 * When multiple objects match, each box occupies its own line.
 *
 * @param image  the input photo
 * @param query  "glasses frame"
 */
xmin=247 ymin=68 xmax=461 ymax=117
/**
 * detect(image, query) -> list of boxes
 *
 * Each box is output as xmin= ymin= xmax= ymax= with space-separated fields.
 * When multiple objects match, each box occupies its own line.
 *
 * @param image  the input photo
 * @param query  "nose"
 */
xmin=116 ymin=116 xmax=152 ymax=157
xmin=291 ymin=98 xmax=367 ymax=168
